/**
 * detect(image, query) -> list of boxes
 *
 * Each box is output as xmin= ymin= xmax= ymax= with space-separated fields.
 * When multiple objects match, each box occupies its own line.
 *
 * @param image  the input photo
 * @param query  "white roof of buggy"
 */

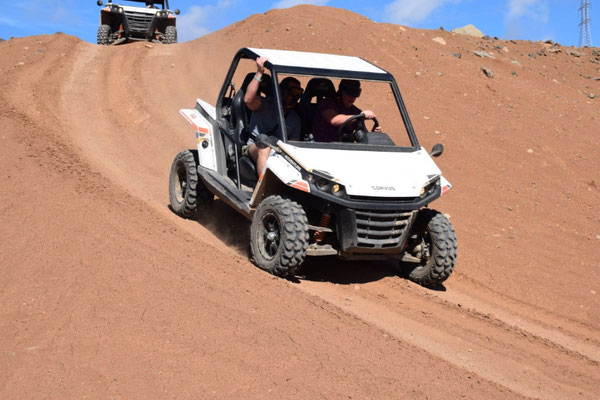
xmin=248 ymin=48 xmax=388 ymax=75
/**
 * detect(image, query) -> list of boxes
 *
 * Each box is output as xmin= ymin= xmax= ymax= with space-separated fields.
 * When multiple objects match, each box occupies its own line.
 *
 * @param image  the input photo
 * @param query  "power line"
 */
xmin=579 ymin=0 xmax=593 ymax=47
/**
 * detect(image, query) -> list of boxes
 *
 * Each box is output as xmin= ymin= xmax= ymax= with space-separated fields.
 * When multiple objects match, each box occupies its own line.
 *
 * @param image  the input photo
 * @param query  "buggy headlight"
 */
xmin=420 ymin=178 xmax=440 ymax=198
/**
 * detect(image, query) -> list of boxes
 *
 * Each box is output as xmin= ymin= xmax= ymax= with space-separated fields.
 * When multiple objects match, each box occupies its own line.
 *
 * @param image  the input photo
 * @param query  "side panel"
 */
xmin=250 ymin=151 xmax=310 ymax=207
xmin=179 ymin=107 xmax=217 ymax=172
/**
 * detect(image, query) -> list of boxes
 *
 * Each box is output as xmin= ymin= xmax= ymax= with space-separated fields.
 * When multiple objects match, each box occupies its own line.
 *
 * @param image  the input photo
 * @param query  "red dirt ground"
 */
xmin=1 ymin=5 xmax=599 ymax=399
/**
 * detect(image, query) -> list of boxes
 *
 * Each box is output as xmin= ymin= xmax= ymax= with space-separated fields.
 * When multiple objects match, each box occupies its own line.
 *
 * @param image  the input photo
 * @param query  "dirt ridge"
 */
xmin=1 ymin=5 xmax=599 ymax=399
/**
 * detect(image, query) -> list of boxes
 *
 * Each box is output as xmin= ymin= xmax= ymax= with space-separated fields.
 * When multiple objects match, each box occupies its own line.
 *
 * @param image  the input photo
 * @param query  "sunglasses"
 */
xmin=342 ymin=87 xmax=362 ymax=97
xmin=284 ymin=86 xmax=304 ymax=98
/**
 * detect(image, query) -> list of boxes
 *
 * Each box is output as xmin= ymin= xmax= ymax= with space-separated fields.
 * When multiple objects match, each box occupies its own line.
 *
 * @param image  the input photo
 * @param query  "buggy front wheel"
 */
xmin=250 ymin=195 xmax=309 ymax=278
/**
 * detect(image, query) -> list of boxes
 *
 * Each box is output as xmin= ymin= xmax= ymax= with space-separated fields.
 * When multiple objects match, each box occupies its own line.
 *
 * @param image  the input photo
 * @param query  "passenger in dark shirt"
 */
xmin=312 ymin=79 xmax=380 ymax=143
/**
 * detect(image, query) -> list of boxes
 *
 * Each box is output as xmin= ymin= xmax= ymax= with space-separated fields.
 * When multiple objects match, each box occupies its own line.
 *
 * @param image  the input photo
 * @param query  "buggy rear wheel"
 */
xmin=250 ymin=196 xmax=309 ymax=278
xmin=169 ymin=150 xmax=212 ymax=218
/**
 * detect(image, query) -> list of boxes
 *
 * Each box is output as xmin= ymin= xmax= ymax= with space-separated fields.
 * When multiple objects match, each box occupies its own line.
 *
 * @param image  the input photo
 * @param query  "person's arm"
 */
xmin=321 ymin=108 xmax=355 ymax=126
xmin=244 ymin=56 xmax=267 ymax=111
xmin=322 ymin=108 xmax=381 ymax=130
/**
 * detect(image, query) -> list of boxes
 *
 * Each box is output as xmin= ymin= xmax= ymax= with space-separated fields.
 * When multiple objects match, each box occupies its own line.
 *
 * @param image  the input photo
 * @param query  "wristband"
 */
xmin=253 ymin=74 xmax=262 ymax=82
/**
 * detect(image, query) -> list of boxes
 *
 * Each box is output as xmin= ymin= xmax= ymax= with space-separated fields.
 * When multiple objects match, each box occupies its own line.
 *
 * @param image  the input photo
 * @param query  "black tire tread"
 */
xmin=169 ymin=150 xmax=212 ymax=218
xmin=408 ymin=209 xmax=458 ymax=287
xmin=165 ymin=26 xmax=177 ymax=44
xmin=250 ymin=195 xmax=309 ymax=278
xmin=97 ymin=24 xmax=111 ymax=45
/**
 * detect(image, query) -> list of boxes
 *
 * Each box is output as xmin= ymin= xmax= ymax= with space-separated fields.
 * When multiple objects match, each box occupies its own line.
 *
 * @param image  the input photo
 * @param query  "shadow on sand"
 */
xmin=171 ymin=199 xmax=446 ymax=290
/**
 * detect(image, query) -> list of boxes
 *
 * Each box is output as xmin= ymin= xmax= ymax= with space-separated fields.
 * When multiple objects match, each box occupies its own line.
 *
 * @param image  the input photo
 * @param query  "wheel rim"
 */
xmin=175 ymin=163 xmax=187 ymax=203
xmin=259 ymin=212 xmax=281 ymax=260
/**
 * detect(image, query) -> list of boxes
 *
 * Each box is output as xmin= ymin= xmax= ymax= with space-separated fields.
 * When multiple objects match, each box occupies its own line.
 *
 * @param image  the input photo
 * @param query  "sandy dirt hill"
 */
xmin=1 ymin=5 xmax=599 ymax=399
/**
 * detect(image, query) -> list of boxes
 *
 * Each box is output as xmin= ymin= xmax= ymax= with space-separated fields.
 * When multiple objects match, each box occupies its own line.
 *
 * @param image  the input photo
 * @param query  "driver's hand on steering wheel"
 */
xmin=363 ymin=110 xmax=383 ymax=132
xmin=363 ymin=109 xmax=377 ymax=119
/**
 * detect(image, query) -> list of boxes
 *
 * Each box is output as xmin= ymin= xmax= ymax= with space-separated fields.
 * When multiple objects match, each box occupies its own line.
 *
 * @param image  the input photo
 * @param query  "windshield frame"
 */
xmin=217 ymin=48 xmax=420 ymax=151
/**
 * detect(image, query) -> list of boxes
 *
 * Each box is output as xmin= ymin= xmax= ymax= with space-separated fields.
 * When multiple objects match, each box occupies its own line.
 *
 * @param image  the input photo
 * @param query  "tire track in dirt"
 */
xmin=295 ymin=275 xmax=600 ymax=400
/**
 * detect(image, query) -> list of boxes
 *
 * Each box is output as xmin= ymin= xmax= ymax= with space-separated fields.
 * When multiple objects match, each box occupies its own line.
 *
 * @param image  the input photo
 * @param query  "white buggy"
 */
xmin=96 ymin=0 xmax=180 ymax=45
xmin=170 ymin=48 xmax=457 ymax=287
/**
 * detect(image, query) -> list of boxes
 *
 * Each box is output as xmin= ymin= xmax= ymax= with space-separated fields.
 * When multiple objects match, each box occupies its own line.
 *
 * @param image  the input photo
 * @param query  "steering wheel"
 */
xmin=337 ymin=113 xmax=380 ymax=142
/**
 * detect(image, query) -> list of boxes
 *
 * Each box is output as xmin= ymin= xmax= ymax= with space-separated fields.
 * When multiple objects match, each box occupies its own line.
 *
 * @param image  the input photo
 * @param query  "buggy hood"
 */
xmin=279 ymin=143 xmax=443 ymax=198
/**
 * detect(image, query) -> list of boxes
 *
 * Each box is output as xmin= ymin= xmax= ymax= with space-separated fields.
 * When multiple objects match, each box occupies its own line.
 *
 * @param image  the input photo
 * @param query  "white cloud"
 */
xmin=507 ymin=0 xmax=549 ymax=21
xmin=505 ymin=0 xmax=550 ymax=40
xmin=383 ymin=0 xmax=461 ymax=25
xmin=177 ymin=0 xmax=238 ymax=42
xmin=272 ymin=0 xmax=330 ymax=8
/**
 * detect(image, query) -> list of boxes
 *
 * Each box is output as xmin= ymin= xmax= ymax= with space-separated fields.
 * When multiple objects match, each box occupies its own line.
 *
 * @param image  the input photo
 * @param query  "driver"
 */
xmin=312 ymin=79 xmax=380 ymax=143
xmin=145 ymin=1 xmax=157 ymax=8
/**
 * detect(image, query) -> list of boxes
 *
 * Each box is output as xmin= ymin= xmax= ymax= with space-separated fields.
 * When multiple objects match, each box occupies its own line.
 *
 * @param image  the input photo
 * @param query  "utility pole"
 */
xmin=579 ymin=0 xmax=593 ymax=47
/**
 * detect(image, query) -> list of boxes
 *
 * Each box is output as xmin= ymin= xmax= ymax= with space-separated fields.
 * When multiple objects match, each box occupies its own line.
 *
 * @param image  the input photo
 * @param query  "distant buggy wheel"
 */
xmin=97 ymin=24 xmax=112 ymax=45
xmin=169 ymin=150 xmax=212 ymax=218
xmin=250 ymin=195 xmax=309 ymax=278
xmin=165 ymin=26 xmax=177 ymax=44
xmin=403 ymin=209 xmax=457 ymax=287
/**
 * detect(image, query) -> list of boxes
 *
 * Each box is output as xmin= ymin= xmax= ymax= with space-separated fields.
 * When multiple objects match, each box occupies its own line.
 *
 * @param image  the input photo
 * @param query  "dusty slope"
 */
xmin=1 ymin=5 xmax=599 ymax=399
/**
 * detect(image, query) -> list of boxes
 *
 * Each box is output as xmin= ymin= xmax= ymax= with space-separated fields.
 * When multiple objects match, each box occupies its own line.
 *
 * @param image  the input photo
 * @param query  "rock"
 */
xmin=452 ymin=24 xmax=484 ymax=38
xmin=452 ymin=53 xmax=462 ymax=59
xmin=511 ymin=71 xmax=518 ymax=77
xmin=15 ymin=61 xmax=25 ymax=67
xmin=399 ymin=26 xmax=407 ymax=32
xmin=473 ymin=50 xmax=494 ymax=59
xmin=510 ymin=59 xmax=522 ymax=67
xmin=481 ymin=67 xmax=493 ymax=78
xmin=415 ymin=72 xmax=421 ymax=77
xmin=529 ymin=53 xmax=537 ymax=59
xmin=527 ymin=148 xmax=534 ymax=154
xmin=145 ymin=44 xmax=153 ymax=49
xmin=502 ymin=46 xmax=509 ymax=53
xmin=596 ymin=235 xmax=600 ymax=240
xmin=544 ymin=39 xmax=554 ymax=44
xmin=547 ymin=46 xmax=561 ymax=54
xmin=566 ymin=49 xmax=583 ymax=57
xmin=432 ymin=37 xmax=446 ymax=45
xmin=590 ymin=93 xmax=596 ymax=99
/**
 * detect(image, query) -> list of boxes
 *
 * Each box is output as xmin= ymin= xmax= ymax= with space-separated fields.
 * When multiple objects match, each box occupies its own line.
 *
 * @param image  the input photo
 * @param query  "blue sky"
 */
xmin=0 ymin=0 xmax=597 ymax=47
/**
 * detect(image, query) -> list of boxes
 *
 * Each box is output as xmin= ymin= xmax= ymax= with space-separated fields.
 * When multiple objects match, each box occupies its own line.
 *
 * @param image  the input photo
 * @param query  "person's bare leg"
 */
xmin=248 ymin=144 xmax=270 ymax=178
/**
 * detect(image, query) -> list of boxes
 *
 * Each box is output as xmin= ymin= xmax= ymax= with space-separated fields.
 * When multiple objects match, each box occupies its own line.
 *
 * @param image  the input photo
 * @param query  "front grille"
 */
xmin=355 ymin=210 xmax=414 ymax=248
xmin=124 ymin=11 xmax=154 ymax=33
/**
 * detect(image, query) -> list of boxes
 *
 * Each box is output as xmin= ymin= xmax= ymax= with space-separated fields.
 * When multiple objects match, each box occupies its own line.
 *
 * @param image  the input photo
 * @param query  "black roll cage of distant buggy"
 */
xmin=107 ymin=0 xmax=170 ymax=8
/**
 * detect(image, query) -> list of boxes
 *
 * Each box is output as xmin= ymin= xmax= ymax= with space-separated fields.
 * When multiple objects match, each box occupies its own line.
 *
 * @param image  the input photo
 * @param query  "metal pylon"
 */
xmin=579 ymin=0 xmax=593 ymax=47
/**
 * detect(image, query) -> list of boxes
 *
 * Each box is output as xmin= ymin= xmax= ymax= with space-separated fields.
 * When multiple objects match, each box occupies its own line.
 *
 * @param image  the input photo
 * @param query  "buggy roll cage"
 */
xmin=216 ymin=47 xmax=421 ymax=149
xmin=103 ymin=0 xmax=170 ymax=9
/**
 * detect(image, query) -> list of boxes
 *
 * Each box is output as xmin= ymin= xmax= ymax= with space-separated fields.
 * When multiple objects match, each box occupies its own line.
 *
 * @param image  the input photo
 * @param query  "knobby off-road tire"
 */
xmin=405 ymin=209 xmax=457 ymax=287
xmin=169 ymin=150 xmax=212 ymax=218
xmin=97 ymin=24 xmax=112 ymax=45
xmin=165 ymin=26 xmax=177 ymax=44
xmin=250 ymin=195 xmax=309 ymax=278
